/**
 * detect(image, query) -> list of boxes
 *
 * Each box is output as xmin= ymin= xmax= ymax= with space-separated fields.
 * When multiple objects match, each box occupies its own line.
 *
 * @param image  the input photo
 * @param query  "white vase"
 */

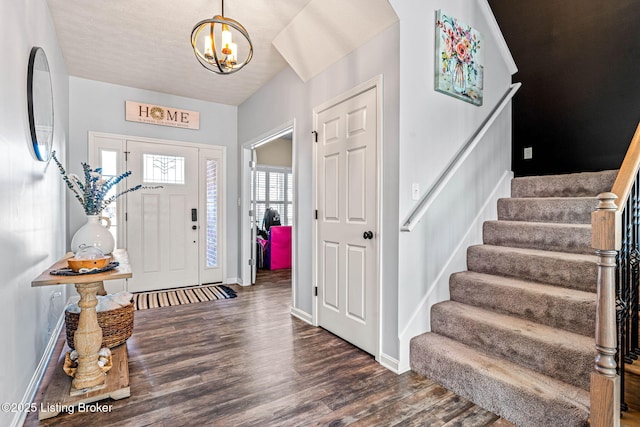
xmin=71 ymin=215 xmax=115 ymax=254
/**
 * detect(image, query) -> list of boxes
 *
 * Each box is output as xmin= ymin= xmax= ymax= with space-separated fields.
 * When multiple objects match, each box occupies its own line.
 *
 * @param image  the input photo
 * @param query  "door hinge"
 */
xmin=249 ymin=259 xmax=254 ymax=266
xmin=314 ymin=286 xmax=318 ymax=296
xmin=124 ymin=151 xmax=130 ymax=161
xmin=315 ymin=210 xmax=318 ymax=220
xmin=249 ymin=209 xmax=254 ymax=217
xmin=311 ymin=130 xmax=318 ymax=143
xmin=125 ymin=212 xmax=128 ymax=221
xmin=249 ymin=160 xmax=256 ymax=168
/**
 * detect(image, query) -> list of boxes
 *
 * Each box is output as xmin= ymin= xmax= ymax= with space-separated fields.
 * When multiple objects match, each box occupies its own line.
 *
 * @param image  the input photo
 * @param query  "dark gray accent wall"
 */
xmin=489 ymin=0 xmax=640 ymax=176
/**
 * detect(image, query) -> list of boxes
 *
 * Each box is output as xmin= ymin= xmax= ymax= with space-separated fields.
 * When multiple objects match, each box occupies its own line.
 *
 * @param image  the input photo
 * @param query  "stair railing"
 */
xmin=400 ymin=82 xmax=521 ymax=232
xmin=591 ymin=121 xmax=640 ymax=427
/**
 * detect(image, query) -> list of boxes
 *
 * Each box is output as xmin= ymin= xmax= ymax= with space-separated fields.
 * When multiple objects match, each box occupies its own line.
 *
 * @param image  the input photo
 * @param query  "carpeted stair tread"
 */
xmin=410 ymin=333 xmax=590 ymax=427
xmin=511 ymin=170 xmax=617 ymax=198
xmin=497 ymin=197 xmax=598 ymax=224
xmin=449 ymin=271 xmax=596 ymax=336
xmin=483 ymin=220 xmax=592 ymax=254
xmin=431 ymin=301 xmax=595 ymax=390
xmin=467 ymin=244 xmax=597 ymax=292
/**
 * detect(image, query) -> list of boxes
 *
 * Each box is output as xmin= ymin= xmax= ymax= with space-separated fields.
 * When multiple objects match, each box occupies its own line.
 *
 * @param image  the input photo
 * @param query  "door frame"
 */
xmin=311 ymin=75 xmax=384 ymax=361
xmin=88 ymin=131 xmax=228 ymax=287
xmin=239 ymin=120 xmax=297 ymax=295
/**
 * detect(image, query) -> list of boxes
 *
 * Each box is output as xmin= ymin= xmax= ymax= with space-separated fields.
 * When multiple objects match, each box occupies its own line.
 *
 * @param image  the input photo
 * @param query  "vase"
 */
xmin=451 ymin=60 xmax=466 ymax=94
xmin=71 ymin=215 xmax=115 ymax=254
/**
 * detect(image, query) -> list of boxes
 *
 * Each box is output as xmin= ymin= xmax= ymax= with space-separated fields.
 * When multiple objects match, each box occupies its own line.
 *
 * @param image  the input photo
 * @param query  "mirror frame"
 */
xmin=27 ymin=46 xmax=54 ymax=162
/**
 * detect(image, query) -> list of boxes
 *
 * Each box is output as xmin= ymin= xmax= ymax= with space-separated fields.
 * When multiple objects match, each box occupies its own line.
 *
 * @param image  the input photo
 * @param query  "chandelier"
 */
xmin=191 ymin=0 xmax=253 ymax=75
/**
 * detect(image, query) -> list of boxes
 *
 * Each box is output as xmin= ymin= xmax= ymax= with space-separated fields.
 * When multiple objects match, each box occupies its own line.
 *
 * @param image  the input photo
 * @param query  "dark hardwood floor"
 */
xmin=26 ymin=269 xmax=512 ymax=426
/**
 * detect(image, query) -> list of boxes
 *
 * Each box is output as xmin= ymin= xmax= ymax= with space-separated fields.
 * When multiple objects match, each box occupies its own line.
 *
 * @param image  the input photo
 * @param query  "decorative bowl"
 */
xmin=67 ymin=257 xmax=111 ymax=272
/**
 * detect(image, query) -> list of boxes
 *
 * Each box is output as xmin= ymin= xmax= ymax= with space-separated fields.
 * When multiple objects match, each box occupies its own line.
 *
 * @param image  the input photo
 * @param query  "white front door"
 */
xmin=315 ymin=85 xmax=379 ymax=355
xmin=126 ymin=140 xmax=199 ymax=292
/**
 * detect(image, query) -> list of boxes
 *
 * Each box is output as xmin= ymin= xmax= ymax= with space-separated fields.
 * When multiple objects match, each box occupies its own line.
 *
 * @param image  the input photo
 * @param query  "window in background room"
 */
xmin=254 ymin=165 xmax=293 ymax=228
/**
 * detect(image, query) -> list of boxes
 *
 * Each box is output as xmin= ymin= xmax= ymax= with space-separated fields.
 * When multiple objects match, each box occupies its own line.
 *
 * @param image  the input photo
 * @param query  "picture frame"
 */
xmin=434 ymin=10 xmax=484 ymax=106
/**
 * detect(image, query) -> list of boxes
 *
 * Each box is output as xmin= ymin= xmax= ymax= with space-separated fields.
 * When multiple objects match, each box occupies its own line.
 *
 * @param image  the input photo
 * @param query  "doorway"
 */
xmin=89 ymin=132 xmax=226 ymax=293
xmin=240 ymin=122 xmax=296 ymax=292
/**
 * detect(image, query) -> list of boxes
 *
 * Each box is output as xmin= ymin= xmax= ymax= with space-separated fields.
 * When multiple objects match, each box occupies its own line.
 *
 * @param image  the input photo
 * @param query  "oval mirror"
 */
xmin=27 ymin=46 xmax=54 ymax=161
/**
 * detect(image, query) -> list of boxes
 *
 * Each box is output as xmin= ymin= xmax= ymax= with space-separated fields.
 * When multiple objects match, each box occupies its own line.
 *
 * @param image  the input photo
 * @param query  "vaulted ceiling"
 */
xmin=46 ymin=0 xmax=398 ymax=106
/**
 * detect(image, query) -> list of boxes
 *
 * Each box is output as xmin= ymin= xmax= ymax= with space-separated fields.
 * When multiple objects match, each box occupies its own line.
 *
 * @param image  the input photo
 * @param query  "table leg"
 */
xmin=71 ymin=281 xmax=105 ymax=390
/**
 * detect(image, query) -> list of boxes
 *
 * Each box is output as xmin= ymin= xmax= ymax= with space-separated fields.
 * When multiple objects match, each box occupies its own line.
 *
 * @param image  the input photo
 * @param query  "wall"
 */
xmin=389 ymin=0 xmax=514 ymax=370
xmin=489 ymin=0 xmax=640 ymax=176
xmin=0 ymin=0 xmax=69 ymax=425
xmin=238 ymin=23 xmax=400 ymax=360
xmin=68 ymin=77 xmax=239 ymax=280
xmin=256 ymin=137 xmax=292 ymax=168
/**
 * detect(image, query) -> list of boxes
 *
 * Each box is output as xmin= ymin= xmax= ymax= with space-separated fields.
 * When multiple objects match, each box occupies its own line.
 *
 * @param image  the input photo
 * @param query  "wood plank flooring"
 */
xmin=25 ymin=269 xmax=512 ymax=426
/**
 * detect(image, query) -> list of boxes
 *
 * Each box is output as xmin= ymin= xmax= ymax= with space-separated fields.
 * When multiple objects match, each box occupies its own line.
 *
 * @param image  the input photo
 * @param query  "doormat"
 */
xmin=133 ymin=284 xmax=237 ymax=310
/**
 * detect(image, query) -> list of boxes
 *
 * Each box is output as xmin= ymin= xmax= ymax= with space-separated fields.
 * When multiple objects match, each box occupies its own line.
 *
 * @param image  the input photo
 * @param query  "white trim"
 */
xmin=397 ymin=170 xmax=513 ymax=369
xmin=290 ymin=307 xmax=313 ymax=325
xmin=11 ymin=309 xmax=66 ymax=427
xmin=478 ymin=0 xmax=518 ymax=75
xmin=312 ymin=75 xmax=384 ymax=359
xmin=378 ymin=353 xmax=407 ymax=374
xmin=225 ymin=277 xmax=241 ymax=285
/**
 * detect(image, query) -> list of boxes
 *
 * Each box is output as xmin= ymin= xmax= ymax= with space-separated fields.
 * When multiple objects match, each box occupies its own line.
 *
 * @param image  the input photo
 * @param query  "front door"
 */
xmin=315 ymin=85 xmax=379 ymax=355
xmin=126 ymin=140 xmax=199 ymax=292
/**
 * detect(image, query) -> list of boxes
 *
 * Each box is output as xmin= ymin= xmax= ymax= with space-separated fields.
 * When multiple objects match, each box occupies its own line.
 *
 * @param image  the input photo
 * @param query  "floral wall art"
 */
xmin=435 ymin=10 xmax=483 ymax=106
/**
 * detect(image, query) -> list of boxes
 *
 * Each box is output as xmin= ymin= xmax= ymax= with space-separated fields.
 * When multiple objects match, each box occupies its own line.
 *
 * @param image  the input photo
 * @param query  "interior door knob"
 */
xmin=363 ymin=231 xmax=374 ymax=240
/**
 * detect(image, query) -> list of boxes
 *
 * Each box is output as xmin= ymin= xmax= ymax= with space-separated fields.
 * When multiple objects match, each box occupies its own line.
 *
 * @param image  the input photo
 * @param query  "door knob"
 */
xmin=363 ymin=231 xmax=373 ymax=240
xmin=192 ymin=225 xmax=197 ymax=230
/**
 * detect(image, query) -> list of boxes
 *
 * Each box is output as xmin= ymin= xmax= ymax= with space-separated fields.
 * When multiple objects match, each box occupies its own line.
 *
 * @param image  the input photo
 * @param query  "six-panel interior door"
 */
xmin=316 ymin=86 xmax=378 ymax=355
xmin=126 ymin=140 xmax=199 ymax=292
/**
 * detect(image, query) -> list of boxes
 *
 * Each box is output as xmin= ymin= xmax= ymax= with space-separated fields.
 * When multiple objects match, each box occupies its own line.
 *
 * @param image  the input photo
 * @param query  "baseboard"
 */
xmin=378 ymin=353 xmax=409 ymax=374
xmin=11 ymin=309 xmax=65 ymax=427
xmin=290 ymin=306 xmax=313 ymax=325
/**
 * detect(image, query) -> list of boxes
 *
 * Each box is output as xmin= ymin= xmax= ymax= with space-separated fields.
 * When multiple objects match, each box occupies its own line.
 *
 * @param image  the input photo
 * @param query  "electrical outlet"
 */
xmin=412 ymin=183 xmax=420 ymax=201
xmin=523 ymin=147 xmax=533 ymax=160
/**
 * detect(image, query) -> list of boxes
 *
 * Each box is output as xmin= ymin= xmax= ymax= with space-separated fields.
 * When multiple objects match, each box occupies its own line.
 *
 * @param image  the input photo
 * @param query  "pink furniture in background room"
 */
xmin=265 ymin=226 xmax=292 ymax=270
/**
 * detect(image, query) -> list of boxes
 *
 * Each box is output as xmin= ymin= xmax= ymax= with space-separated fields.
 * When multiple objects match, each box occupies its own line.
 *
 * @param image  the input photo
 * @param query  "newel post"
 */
xmin=590 ymin=192 xmax=621 ymax=427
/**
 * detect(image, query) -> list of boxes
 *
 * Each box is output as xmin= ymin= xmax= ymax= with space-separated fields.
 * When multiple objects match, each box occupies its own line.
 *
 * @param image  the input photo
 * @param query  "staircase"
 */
xmin=410 ymin=170 xmax=618 ymax=427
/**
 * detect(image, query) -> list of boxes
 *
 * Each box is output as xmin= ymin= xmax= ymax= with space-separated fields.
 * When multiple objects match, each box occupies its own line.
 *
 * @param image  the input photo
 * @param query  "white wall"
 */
xmin=68 ymin=77 xmax=240 ymax=280
xmin=238 ymin=23 xmax=401 ymax=359
xmin=0 ymin=0 xmax=69 ymax=425
xmin=389 ymin=0 xmax=515 ymax=369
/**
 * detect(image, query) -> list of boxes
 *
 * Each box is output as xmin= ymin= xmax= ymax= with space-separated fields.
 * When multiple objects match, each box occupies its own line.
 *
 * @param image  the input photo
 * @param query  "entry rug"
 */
xmin=133 ymin=284 xmax=237 ymax=310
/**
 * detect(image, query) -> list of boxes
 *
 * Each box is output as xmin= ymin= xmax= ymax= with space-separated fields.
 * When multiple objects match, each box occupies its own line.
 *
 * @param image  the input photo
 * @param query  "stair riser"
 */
xmin=450 ymin=273 xmax=596 ymax=336
xmin=497 ymin=198 xmax=598 ymax=224
xmin=511 ymin=170 xmax=617 ymax=198
xmin=410 ymin=335 xmax=590 ymax=427
xmin=483 ymin=221 xmax=592 ymax=254
xmin=431 ymin=303 xmax=593 ymax=390
xmin=467 ymin=246 xmax=597 ymax=292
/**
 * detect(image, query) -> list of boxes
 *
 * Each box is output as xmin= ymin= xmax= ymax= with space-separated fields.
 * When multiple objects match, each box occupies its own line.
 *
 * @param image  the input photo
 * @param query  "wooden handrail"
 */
xmin=590 ymin=121 xmax=640 ymax=427
xmin=610 ymin=122 xmax=640 ymax=211
xmin=400 ymin=83 xmax=521 ymax=232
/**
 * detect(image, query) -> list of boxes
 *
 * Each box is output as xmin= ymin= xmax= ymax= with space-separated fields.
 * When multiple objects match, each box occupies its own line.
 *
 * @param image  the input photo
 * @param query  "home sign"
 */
xmin=125 ymin=101 xmax=200 ymax=130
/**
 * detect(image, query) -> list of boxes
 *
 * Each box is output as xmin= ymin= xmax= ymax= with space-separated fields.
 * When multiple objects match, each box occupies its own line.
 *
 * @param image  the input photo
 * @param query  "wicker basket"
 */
xmin=65 ymin=302 xmax=134 ymax=349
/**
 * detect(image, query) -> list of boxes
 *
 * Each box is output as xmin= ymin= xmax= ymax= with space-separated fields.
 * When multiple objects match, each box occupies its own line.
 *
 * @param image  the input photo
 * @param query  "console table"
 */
xmin=32 ymin=249 xmax=132 ymax=420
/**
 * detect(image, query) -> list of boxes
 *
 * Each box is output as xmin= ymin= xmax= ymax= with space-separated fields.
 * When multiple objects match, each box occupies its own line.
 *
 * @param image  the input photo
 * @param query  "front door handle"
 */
xmin=363 ymin=231 xmax=373 ymax=240
xmin=192 ymin=225 xmax=197 ymax=230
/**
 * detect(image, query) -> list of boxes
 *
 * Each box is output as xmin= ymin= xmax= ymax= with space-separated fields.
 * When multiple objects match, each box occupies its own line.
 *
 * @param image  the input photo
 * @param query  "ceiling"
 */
xmin=46 ymin=0 xmax=315 ymax=106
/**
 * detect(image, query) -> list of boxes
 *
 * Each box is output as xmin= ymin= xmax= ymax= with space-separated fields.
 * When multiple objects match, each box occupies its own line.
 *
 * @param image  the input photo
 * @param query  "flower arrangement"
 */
xmin=436 ymin=13 xmax=481 ymax=74
xmin=52 ymin=151 xmax=159 ymax=216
